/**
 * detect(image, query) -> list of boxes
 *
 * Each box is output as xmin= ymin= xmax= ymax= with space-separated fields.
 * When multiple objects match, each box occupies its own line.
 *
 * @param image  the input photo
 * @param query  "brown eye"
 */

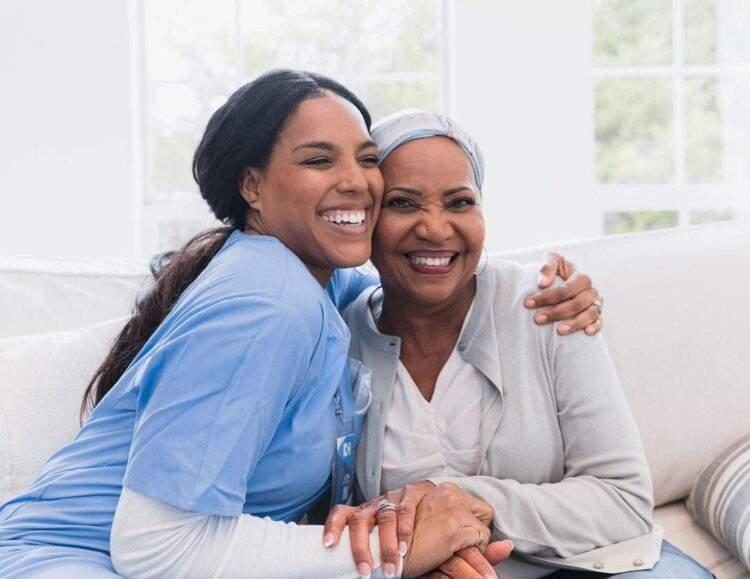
xmin=386 ymin=197 xmax=416 ymax=209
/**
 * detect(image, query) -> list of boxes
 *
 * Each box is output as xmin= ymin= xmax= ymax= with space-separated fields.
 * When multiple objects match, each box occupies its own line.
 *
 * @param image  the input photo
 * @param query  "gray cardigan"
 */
xmin=342 ymin=259 xmax=663 ymax=576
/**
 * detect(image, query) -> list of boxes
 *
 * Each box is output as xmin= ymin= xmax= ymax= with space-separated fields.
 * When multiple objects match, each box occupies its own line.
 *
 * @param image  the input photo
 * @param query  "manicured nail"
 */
xmin=357 ymin=562 xmax=371 ymax=578
xmin=383 ymin=562 xmax=396 ymax=577
xmin=399 ymin=541 xmax=408 ymax=557
xmin=524 ymin=298 xmax=535 ymax=308
xmin=484 ymin=572 xmax=498 ymax=579
xmin=535 ymin=314 xmax=547 ymax=324
xmin=504 ymin=540 xmax=515 ymax=550
xmin=323 ymin=532 xmax=333 ymax=547
xmin=559 ymin=325 xmax=570 ymax=334
xmin=537 ymin=274 xmax=546 ymax=286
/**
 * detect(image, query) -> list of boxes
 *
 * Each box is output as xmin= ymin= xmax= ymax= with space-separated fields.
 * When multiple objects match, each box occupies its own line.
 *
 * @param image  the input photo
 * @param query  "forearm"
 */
xmin=111 ymin=488 xmax=388 ymax=579
xmin=427 ymin=472 xmax=653 ymax=558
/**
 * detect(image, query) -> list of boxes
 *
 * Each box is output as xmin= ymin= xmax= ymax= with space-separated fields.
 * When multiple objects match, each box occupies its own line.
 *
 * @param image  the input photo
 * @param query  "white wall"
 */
xmin=0 ymin=0 xmax=139 ymax=259
xmin=450 ymin=0 xmax=599 ymax=252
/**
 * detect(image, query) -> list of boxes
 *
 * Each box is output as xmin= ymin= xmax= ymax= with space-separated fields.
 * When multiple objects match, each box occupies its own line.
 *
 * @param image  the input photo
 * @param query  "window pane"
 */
xmin=690 ymin=209 xmax=733 ymax=225
xmin=685 ymin=0 xmax=717 ymax=65
xmin=593 ymin=0 xmax=673 ymax=66
xmin=716 ymin=0 xmax=750 ymax=65
xmin=719 ymin=76 xmax=750 ymax=182
xmin=604 ymin=211 xmax=679 ymax=234
xmin=686 ymin=77 xmax=723 ymax=183
xmin=595 ymin=78 xmax=673 ymax=184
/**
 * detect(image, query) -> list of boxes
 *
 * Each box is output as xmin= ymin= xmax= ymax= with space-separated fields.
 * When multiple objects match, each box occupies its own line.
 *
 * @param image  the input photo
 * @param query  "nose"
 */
xmin=335 ymin=159 xmax=370 ymax=196
xmin=415 ymin=207 xmax=454 ymax=244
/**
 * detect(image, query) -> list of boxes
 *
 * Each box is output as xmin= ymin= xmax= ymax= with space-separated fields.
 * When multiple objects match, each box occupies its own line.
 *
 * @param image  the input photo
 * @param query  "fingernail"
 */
xmin=535 ymin=314 xmax=547 ymax=324
xmin=524 ymin=298 xmax=535 ymax=308
xmin=484 ymin=573 xmax=498 ymax=579
xmin=504 ymin=540 xmax=515 ymax=550
xmin=323 ymin=532 xmax=333 ymax=547
xmin=383 ymin=562 xmax=396 ymax=577
xmin=537 ymin=274 xmax=546 ymax=286
xmin=398 ymin=540 xmax=408 ymax=556
xmin=357 ymin=562 xmax=371 ymax=578
xmin=559 ymin=325 xmax=570 ymax=334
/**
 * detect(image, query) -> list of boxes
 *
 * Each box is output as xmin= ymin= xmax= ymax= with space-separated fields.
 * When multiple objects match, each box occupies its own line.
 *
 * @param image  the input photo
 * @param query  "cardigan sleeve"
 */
xmin=428 ymin=330 xmax=658 ymax=565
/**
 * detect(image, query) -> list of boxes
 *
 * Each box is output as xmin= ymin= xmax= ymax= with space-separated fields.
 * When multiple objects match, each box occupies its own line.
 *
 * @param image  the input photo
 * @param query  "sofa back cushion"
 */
xmin=0 ymin=255 xmax=147 ymax=338
xmin=0 ymin=317 xmax=128 ymax=504
xmin=496 ymin=220 xmax=750 ymax=506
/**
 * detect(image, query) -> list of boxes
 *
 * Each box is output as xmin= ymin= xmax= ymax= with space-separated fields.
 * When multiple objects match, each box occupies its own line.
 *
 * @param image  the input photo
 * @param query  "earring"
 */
xmin=475 ymin=247 xmax=488 ymax=275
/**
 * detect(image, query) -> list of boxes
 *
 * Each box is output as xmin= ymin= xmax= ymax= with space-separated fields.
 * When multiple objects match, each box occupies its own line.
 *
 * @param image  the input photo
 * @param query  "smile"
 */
xmin=405 ymin=252 xmax=459 ymax=274
xmin=321 ymin=209 xmax=366 ymax=226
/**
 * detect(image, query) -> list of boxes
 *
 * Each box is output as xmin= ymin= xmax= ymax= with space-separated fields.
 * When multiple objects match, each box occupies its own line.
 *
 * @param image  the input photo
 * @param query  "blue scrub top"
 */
xmin=0 ymin=231 xmax=377 ymax=560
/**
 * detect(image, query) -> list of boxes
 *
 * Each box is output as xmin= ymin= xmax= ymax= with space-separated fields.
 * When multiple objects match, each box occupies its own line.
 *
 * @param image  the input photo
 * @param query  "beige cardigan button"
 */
xmin=633 ymin=559 xmax=644 ymax=566
xmin=593 ymin=562 xmax=604 ymax=569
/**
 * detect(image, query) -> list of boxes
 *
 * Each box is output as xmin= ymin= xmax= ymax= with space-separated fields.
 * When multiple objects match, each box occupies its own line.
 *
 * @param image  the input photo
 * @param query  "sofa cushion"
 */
xmin=655 ymin=501 xmax=750 ymax=578
xmin=496 ymin=220 xmax=750 ymax=506
xmin=688 ymin=434 xmax=750 ymax=572
xmin=0 ymin=317 xmax=128 ymax=504
xmin=0 ymin=254 xmax=147 ymax=338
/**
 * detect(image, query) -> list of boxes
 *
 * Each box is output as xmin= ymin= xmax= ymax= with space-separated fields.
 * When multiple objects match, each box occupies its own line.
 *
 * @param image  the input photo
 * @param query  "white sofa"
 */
xmin=1 ymin=220 xmax=749 ymax=577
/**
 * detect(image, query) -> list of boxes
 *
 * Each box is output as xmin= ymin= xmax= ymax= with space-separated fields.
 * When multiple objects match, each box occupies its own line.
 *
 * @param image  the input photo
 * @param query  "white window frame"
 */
xmin=591 ymin=0 xmax=749 ymax=229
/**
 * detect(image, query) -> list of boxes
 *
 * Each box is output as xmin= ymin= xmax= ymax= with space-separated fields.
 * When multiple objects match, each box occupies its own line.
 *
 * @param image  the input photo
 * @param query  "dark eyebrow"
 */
xmin=385 ymin=186 xmax=473 ymax=197
xmin=444 ymin=186 xmax=472 ymax=196
xmin=385 ymin=186 xmax=422 ymax=197
xmin=292 ymin=141 xmax=334 ymax=153
xmin=292 ymin=139 xmax=378 ymax=153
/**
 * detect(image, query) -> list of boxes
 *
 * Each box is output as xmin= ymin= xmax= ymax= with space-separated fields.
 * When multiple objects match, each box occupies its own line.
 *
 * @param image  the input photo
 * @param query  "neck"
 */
xmin=378 ymin=278 xmax=476 ymax=349
xmin=244 ymin=219 xmax=333 ymax=287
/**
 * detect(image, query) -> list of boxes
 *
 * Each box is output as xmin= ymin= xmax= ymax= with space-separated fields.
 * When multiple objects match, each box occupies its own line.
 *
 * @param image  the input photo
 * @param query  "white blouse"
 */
xmin=380 ymin=345 xmax=497 ymax=494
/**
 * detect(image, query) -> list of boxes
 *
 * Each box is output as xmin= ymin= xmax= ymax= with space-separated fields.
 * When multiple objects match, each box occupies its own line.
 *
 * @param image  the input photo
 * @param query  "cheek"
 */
xmin=371 ymin=215 xmax=410 ymax=268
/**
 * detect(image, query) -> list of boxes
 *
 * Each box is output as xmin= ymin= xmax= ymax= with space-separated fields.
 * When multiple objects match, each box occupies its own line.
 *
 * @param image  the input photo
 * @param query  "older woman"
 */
xmin=328 ymin=110 xmax=713 ymax=578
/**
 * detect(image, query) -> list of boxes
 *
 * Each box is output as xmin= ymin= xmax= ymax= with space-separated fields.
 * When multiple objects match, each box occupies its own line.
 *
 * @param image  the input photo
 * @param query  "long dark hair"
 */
xmin=80 ymin=69 xmax=371 ymax=420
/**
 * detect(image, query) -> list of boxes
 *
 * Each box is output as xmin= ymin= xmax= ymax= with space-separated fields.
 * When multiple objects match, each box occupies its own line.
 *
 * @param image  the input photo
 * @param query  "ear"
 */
xmin=240 ymin=167 xmax=263 ymax=210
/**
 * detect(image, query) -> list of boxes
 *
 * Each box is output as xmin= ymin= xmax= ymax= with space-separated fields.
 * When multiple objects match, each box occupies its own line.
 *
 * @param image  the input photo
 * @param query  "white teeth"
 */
xmin=409 ymin=255 xmax=452 ymax=267
xmin=323 ymin=211 xmax=366 ymax=225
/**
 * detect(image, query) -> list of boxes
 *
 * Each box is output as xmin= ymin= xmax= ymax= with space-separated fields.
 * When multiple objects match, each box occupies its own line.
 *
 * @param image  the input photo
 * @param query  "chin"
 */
xmin=329 ymin=246 xmax=371 ymax=269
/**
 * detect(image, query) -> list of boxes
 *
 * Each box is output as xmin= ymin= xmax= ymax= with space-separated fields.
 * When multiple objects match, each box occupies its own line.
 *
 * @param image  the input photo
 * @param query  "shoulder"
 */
xmin=480 ymin=258 xmax=553 ymax=308
xmin=176 ymin=232 xmax=326 ymax=334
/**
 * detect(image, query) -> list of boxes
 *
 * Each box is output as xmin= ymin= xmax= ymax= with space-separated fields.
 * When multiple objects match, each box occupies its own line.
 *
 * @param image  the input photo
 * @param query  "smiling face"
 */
xmin=372 ymin=136 xmax=485 ymax=307
xmin=242 ymin=93 xmax=384 ymax=284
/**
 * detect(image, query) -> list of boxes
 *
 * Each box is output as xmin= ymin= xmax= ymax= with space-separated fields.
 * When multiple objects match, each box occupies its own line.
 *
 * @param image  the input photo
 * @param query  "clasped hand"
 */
xmin=322 ymin=481 xmax=514 ymax=578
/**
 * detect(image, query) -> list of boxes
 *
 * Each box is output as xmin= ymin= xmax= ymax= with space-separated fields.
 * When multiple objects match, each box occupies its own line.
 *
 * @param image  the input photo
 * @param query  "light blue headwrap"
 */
xmin=370 ymin=109 xmax=485 ymax=194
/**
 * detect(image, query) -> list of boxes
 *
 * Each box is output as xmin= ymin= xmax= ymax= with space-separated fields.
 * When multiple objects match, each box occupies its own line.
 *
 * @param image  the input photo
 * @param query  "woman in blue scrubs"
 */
xmin=0 ymin=70 xmax=599 ymax=578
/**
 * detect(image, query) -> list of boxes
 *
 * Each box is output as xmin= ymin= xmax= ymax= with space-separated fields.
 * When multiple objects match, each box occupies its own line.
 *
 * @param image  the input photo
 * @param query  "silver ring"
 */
xmin=593 ymin=296 xmax=604 ymax=315
xmin=475 ymin=528 xmax=487 ymax=548
xmin=377 ymin=499 xmax=398 ymax=513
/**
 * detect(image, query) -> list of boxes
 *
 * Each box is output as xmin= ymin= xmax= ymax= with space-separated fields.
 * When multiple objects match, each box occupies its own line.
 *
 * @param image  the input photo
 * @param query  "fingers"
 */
xmin=455 ymin=523 xmax=492 ymax=554
xmin=536 ymin=252 xmax=577 ymax=289
xmin=437 ymin=554 xmax=486 ymax=579
xmin=349 ymin=505 xmax=377 ymax=578
xmin=584 ymin=317 xmax=603 ymax=336
xmin=466 ymin=497 xmax=495 ymax=526
xmin=484 ymin=540 xmax=514 ymax=566
xmin=453 ymin=546 xmax=499 ymax=579
xmin=322 ymin=505 xmax=359 ymax=548
xmin=525 ymin=271 xmax=593 ymax=310
xmin=377 ymin=491 xmax=401 ymax=577
xmin=531 ymin=286 xmax=599 ymax=330
xmin=396 ymin=483 xmax=432 ymax=557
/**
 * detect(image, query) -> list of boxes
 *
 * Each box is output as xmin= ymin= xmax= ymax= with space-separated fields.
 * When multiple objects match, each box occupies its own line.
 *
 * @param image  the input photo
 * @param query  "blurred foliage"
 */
xmin=595 ymin=78 xmax=673 ymax=184
xmin=685 ymin=0 xmax=717 ymax=64
xmin=593 ymin=0 xmax=672 ymax=66
xmin=690 ymin=209 xmax=733 ymax=224
xmin=686 ymin=77 xmax=723 ymax=182
xmin=604 ymin=211 xmax=678 ymax=234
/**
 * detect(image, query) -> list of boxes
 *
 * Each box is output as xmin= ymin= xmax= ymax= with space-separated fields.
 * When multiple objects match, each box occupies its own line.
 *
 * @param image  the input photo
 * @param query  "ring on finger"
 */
xmin=377 ymin=499 xmax=398 ymax=513
xmin=475 ymin=528 xmax=487 ymax=549
xmin=593 ymin=296 xmax=604 ymax=315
